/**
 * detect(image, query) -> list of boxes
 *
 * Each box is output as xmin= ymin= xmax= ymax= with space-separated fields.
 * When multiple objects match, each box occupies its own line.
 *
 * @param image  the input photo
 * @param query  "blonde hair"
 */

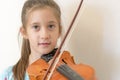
xmin=12 ymin=0 xmax=61 ymax=80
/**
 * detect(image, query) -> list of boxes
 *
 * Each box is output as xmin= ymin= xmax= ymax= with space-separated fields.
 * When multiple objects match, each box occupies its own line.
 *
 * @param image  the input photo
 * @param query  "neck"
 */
xmin=29 ymin=52 xmax=42 ymax=65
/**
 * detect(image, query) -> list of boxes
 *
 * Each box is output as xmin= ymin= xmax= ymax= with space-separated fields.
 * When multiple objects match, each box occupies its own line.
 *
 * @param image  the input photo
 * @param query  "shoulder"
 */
xmin=0 ymin=66 xmax=30 ymax=80
xmin=0 ymin=66 xmax=13 ymax=80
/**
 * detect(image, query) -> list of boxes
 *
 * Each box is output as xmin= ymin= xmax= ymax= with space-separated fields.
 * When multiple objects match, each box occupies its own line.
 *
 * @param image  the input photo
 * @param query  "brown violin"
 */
xmin=27 ymin=51 xmax=96 ymax=80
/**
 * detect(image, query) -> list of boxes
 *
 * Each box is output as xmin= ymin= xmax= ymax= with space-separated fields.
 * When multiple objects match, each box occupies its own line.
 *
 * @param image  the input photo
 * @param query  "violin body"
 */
xmin=27 ymin=51 xmax=96 ymax=80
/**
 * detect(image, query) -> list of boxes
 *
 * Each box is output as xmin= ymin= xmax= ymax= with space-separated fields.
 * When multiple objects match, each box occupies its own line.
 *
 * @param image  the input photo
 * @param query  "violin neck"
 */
xmin=57 ymin=64 xmax=84 ymax=80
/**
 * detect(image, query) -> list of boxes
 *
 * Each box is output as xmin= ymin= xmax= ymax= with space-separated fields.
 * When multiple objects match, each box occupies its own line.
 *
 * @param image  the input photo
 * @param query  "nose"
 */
xmin=40 ymin=27 xmax=50 ymax=39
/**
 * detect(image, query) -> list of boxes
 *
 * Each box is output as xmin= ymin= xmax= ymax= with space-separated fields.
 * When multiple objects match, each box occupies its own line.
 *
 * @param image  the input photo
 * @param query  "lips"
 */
xmin=38 ymin=42 xmax=51 ymax=46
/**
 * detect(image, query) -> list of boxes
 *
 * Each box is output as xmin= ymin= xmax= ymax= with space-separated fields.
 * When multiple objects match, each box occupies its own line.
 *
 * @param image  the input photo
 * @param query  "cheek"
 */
xmin=27 ymin=33 xmax=34 ymax=39
xmin=52 ymin=33 xmax=59 ymax=44
xmin=27 ymin=32 xmax=38 ymax=42
xmin=27 ymin=29 xmax=36 ymax=37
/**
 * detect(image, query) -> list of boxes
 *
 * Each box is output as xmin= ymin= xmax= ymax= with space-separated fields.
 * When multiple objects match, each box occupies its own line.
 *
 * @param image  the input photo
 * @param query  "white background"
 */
xmin=0 ymin=0 xmax=120 ymax=80
xmin=0 ymin=0 xmax=24 ymax=72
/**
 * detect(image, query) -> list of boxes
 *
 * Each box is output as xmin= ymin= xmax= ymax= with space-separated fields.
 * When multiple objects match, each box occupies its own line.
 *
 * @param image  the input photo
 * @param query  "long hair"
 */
xmin=12 ymin=0 xmax=61 ymax=80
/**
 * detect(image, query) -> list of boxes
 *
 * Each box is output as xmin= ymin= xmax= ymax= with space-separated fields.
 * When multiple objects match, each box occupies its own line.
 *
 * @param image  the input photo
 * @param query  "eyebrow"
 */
xmin=30 ymin=20 xmax=58 ymax=25
xmin=30 ymin=22 xmax=39 ymax=25
xmin=48 ymin=21 xmax=58 ymax=24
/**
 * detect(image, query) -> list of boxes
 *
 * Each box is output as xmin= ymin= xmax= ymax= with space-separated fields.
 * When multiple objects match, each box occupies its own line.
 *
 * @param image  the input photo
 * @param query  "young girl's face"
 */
xmin=24 ymin=7 xmax=60 ymax=55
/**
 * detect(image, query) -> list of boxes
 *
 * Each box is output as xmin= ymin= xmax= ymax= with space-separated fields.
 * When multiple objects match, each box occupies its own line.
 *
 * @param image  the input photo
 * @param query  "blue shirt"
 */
xmin=0 ymin=66 xmax=29 ymax=80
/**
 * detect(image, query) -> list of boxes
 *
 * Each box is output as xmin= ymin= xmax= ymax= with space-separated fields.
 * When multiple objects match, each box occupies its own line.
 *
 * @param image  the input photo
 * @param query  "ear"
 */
xmin=20 ymin=27 xmax=28 ymax=39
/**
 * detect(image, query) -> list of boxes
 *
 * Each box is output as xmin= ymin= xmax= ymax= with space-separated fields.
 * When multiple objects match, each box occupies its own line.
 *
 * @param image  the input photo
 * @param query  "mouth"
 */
xmin=38 ymin=42 xmax=51 ymax=47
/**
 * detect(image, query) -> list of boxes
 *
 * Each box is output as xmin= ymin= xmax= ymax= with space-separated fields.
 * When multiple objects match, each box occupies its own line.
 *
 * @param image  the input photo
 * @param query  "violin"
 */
xmin=27 ymin=0 xmax=96 ymax=80
xmin=27 ymin=51 xmax=95 ymax=80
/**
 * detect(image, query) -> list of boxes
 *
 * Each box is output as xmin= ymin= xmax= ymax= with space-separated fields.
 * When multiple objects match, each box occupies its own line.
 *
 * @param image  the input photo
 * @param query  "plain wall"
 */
xmin=0 ymin=0 xmax=120 ymax=80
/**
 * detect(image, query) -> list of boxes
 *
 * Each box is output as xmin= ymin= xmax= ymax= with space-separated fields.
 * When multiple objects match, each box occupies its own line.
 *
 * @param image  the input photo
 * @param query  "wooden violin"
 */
xmin=27 ymin=51 xmax=95 ymax=80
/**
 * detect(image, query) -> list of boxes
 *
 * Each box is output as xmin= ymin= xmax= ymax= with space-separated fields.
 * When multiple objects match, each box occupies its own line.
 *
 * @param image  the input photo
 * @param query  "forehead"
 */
xmin=26 ymin=7 xmax=58 ymax=24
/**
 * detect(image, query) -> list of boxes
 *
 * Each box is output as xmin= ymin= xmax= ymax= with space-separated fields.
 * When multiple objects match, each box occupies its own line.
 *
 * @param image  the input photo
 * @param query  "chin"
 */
xmin=39 ymin=49 xmax=52 ymax=55
xmin=38 ymin=46 xmax=55 ymax=54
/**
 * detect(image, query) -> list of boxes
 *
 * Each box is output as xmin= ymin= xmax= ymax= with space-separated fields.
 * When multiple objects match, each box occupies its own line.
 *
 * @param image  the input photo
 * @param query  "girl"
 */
xmin=0 ymin=0 xmax=96 ymax=80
